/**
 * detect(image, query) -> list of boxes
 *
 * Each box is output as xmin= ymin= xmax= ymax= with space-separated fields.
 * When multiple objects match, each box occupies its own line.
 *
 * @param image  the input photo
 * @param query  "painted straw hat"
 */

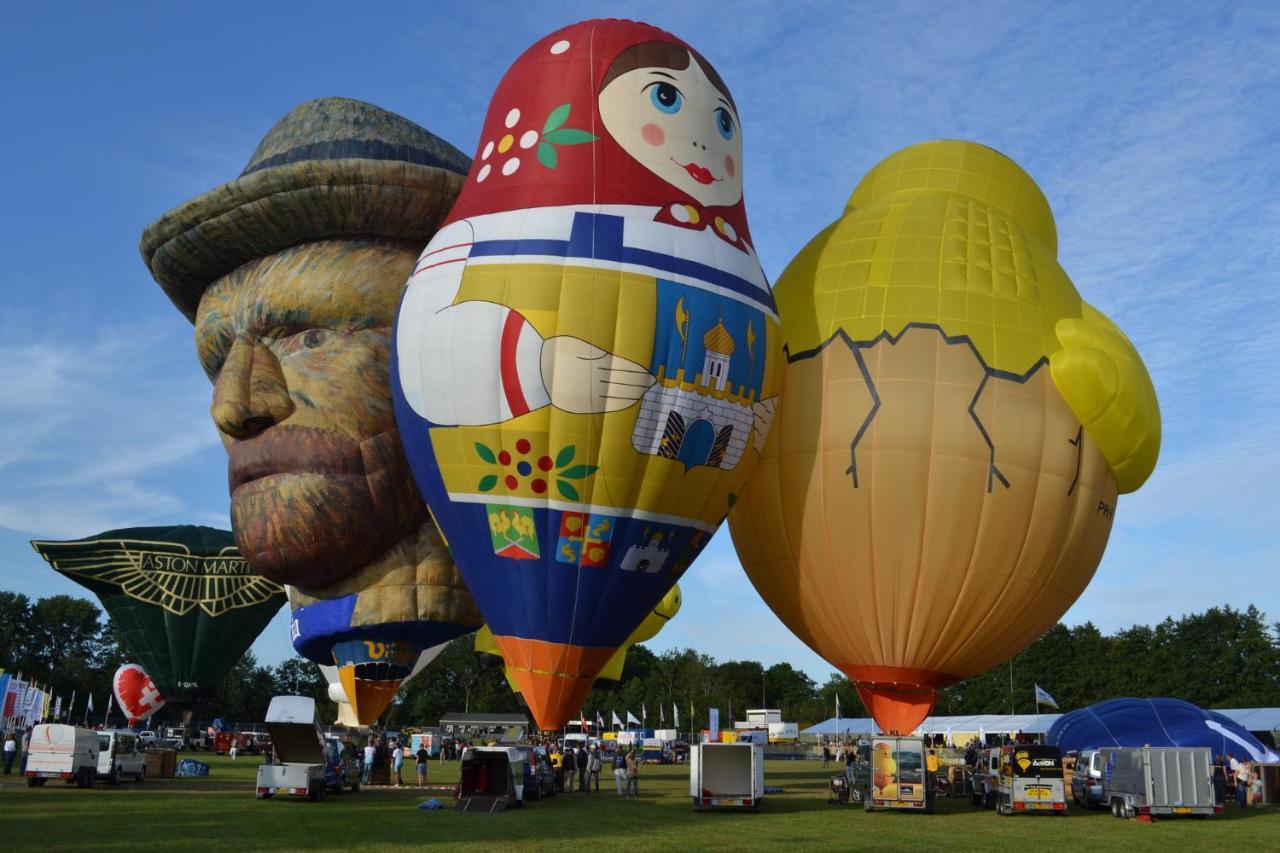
xmin=140 ymin=97 xmax=470 ymax=322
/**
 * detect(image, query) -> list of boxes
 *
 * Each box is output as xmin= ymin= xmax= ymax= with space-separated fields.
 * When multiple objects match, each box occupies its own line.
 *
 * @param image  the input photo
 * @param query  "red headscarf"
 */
xmin=443 ymin=18 xmax=753 ymax=251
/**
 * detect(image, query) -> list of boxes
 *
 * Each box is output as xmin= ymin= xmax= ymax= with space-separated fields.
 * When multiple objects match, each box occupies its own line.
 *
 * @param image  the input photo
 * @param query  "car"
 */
xmin=512 ymin=745 xmax=556 ymax=801
xmin=97 ymin=730 xmax=147 ymax=784
xmin=1071 ymin=749 xmax=1104 ymax=809
xmin=322 ymin=738 xmax=362 ymax=795
xmin=137 ymin=730 xmax=162 ymax=749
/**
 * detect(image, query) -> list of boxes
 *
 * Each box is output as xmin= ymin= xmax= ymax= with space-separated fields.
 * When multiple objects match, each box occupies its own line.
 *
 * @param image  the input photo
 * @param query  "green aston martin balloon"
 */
xmin=32 ymin=525 xmax=286 ymax=705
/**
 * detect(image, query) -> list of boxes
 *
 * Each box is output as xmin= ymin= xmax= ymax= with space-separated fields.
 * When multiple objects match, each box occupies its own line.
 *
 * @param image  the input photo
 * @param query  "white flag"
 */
xmin=1034 ymin=684 xmax=1059 ymax=710
xmin=611 ymin=710 xmax=622 ymax=728
xmin=660 ymin=703 xmax=665 ymax=724
xmin=673 ymin=702 xmax=679 ymax=729
xmin=86 ymin=693 xmax=95 ymax=713
xmin=642 ymin=703 xmax=647 ymax=723
xmin=596 ymin=710 xmax=604 ymax=729
xmin=835 ymin=693 xmax=841 ymax=720
xmin=626 ymin=710 xmax=641 ymax=727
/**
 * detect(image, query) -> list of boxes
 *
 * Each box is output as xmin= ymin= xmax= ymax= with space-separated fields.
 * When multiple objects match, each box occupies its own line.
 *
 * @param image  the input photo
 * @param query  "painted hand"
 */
xmin=751 ymin=396 xmax=778 ymax=453
xmin=540 ymin=336 xmax=656 ymax=414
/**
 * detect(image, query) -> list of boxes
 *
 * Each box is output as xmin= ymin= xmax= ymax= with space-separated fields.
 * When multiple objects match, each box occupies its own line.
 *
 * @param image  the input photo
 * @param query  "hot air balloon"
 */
xmin=33 ymin=525 xmax=287 ymax=708
xmin=113 ymin=663 xmax=167 ymax=725
xmin=475 ymin=583 xmax=683 ymax=693
xmin=394 ymin=19 xmax=781 ymax=729
xmin=317 ymin=644 xmax=447 ymax=727
xmin=730 ymin=141 xmax=1160 ymax=734
xmin=138 ymin=98 xmax=485 ymax=725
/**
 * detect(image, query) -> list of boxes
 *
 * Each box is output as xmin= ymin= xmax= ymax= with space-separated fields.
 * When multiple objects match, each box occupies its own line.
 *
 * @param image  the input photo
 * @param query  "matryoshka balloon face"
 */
xmin=599 ymin=43 xmax=743 ymax=208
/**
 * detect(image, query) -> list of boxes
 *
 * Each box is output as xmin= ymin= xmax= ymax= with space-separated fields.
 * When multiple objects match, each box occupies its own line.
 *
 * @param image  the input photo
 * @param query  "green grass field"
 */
xmin=1 ymin=755 xmax=1275 ymax=852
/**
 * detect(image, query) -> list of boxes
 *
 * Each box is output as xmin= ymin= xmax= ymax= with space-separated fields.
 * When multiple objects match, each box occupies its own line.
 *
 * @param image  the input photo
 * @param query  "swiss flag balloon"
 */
xmin=113 ymin=663 xmax=166 ymax=724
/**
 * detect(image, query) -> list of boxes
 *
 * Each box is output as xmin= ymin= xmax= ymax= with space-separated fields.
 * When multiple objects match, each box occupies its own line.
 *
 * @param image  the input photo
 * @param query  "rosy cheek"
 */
xmin=641 ymin=123 xmax=666 ymax=147
xmin=724 ymin=154 xmax=736 ymax=178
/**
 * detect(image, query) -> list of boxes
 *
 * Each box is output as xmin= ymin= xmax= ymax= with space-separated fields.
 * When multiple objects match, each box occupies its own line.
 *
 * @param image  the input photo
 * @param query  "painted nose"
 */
xmin=210 ymin=337 xmax=295 ymax=440
xmin=691 ymin=140 xmax=706 ymax=151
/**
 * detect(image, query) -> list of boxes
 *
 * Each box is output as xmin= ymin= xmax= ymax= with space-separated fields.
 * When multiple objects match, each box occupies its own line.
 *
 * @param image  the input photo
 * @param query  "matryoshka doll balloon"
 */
xmin=394 ymin=19 xmax=781 ymax=730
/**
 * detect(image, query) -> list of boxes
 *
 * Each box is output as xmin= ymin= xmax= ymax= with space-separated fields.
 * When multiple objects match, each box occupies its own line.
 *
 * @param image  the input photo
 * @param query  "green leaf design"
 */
xmin=478 ymin=475 xmax=498 ymax=492
xmin=536 ymin=141 xmax=558 ymax=169
xmin=474 ymin=442 xmax=496 ymax=464
xmin=543 ymin=103 xmax=571 ymax=134
xmin=542 ymin=128 xmax=598 ymax=146
xmin=555 ymin=445 xmax=576 ymax=468
xmin=558 ymin=464 xmax=599 ymax=480
xmin=556 ymin=480 xmax=580 ymax=501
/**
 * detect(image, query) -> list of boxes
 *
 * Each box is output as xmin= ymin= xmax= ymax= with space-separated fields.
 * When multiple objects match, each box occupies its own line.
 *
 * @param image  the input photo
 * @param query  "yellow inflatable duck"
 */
xmin=730 ymin=140 xmax=1160 ymax=735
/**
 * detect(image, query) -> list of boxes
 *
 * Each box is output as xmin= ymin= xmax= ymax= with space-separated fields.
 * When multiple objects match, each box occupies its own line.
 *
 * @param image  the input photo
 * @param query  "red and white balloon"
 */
xmin=112 ymin=663 xmax=166 ymax=724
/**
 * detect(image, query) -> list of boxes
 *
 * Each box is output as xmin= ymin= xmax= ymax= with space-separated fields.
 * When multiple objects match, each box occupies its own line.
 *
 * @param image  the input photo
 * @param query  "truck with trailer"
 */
xmin=857 ymin=736 xmax=934 ymax=812
xmin=1100 ymin=747 xmax=1219 ymax=819
xmin=255 ymin=696 xmax=333 ymax=802
xmin=24 ymin=724 xmax=101 ymax=788
xmin=690 ymin=741 xmax=765 ymax=811
xmin=991 ymin=745 xmax=1067 ymax=816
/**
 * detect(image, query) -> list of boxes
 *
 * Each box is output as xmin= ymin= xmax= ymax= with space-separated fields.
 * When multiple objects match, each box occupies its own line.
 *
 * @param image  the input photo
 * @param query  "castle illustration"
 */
xmin=632 ymin=310 xmax=757 ymax=471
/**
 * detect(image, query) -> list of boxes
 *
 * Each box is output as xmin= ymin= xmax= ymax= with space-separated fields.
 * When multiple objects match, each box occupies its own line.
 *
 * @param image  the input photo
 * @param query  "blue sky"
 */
xmin=1 ymin=1 xmax=1277 ymax=685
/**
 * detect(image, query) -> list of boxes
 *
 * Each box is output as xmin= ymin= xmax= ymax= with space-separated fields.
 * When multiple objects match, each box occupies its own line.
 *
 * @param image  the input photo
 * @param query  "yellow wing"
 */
xmin=1050 ymin=302 xmax=1161 ymax=493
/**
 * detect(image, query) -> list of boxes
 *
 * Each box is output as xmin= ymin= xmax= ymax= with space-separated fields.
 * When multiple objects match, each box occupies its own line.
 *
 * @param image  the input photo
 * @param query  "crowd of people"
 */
xmin=544 ymin=741 xmax=642 ymax=798
xmin=1214 ymin=753 xmax=1266 ymax=808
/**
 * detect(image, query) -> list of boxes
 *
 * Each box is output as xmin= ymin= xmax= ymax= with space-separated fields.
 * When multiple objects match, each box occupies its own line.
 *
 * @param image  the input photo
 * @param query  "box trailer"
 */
xmin=690 ymin=742 xmax=764 ymax=811
xmin=1101 ymin=747 xmax=1219 ymax=819
xmin=255 ymin=696 xmax=328 ymax=801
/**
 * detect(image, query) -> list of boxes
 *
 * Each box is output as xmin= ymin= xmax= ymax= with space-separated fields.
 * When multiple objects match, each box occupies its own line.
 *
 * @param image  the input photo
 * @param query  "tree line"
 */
xmin=3 ymin=590 xmax=1277 ymax=728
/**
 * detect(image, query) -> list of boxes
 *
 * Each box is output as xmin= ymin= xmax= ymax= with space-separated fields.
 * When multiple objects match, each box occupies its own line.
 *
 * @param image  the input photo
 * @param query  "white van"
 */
xmin=25 ymin=724 xmax=100 ymax=788
xmin=97 ymin=730 xmax=147 ymax=784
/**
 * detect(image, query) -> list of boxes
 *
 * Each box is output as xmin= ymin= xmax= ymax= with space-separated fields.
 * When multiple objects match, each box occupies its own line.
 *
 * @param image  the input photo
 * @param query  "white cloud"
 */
xmin=0 ymin=318 xmax=223 ymax=539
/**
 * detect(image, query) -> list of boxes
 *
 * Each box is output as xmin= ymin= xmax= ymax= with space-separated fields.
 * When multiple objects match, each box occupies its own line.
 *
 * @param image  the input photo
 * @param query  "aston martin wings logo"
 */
xmin=31 ymin=537 xmax=285 ymax=617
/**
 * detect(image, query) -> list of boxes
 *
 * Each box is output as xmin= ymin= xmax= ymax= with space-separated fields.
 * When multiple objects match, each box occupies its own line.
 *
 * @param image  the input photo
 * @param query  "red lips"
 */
xmin=682 ymin=162 xmax=715 ymax=185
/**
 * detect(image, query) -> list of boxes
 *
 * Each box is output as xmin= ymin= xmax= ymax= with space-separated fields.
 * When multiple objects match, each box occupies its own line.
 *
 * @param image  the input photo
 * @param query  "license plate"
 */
xmin=1030 ymin=803 xmax=1052 ymax=810
xmin=1026 ymin=786 xmax=1050 ymax=799
xmin=39 ymin=772 xmax=59 ymax=778
xmin=712 ymin=798 xmax=742 ymax=806
xmin=892 ymin=800 xmax=921 ymax=808
xmin=1173 ymin=807 xmax=1192 ymax=814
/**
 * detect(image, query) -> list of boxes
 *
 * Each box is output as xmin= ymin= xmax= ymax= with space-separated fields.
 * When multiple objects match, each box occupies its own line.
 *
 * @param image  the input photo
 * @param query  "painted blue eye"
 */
xmin=715 ymin=107 xmax=735 ymax=141
xmin=649 ymin=82 xmax=682 ymax=114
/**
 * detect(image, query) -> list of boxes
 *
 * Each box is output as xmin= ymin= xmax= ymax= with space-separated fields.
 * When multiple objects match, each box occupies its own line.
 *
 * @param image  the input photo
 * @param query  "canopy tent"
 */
xmin=801 ymin=713 xmax=1061 ymax=738
xmin=1047 ymin=698 xmax=1280 ymax=763
xmin=1215 ymin=708 xmax=1280 ymax=735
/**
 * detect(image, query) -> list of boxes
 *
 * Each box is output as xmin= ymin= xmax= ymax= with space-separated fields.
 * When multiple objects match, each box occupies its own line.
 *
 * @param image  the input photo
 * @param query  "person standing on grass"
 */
xmin=562 ymin=742 xmax=577 ymax=795
xmin=588 ymin=744 xmax=602 ymax=793
xmin=625 ymin=747 xmax=639 ymax=799
xmin=614 ymin=746 xmax=628 ymax=795
xmin=229 ymin=741 xmax=238 ymax=761
xmin=577 ymin=745 xmax=588 ymax=792
xmin=392 ymin=741 xmax=405 ymax=786
xmin=362 ymin=741 xmax=376 ymax=785
xmin=1235 ymin=758 xmax=1251 ymax=808
xmin=416 ymin=742 xmax=430 ymax=788
xmin=3 ymin=733 xmax=16 ymax=775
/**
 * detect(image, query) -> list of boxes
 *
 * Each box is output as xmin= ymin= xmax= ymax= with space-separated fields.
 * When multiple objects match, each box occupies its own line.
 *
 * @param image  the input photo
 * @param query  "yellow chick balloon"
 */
xmin=730 ymin=140 xmax=1159 ymax=735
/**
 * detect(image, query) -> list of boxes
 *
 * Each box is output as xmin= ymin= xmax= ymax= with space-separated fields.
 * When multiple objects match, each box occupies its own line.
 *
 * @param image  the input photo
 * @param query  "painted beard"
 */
xmin=227 ymin=424 xmax=425 ymax=588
